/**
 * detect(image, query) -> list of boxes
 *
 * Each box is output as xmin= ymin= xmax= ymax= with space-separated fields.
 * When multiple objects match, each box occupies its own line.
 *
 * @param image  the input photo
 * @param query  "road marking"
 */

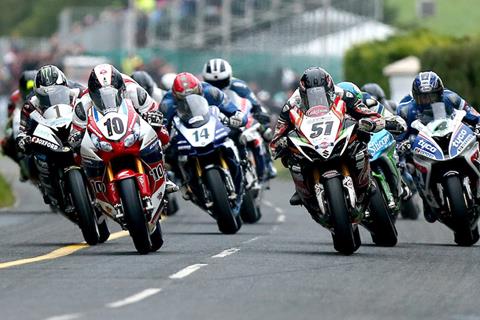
xmin=262 ymin=200 xmax=273 ymax=207
xmin=45 ymin=313 xmax=82 ymax=320
xmin=106 ymin=288 xmax=162 ymax=308
xmin=277 ymin=214 xmax=286 ymax=223
xmin=169 ymin=264 xmax=208 ymax=279
xmin=243 ymin=236 xmax=261 ymax=244
xmin=274 ymin=207 xmax=284 ymax=214
xmin=211 ymin=248 xmax=240 ymax=258
xmin=0 ymin=231 xmax=129 ymax=270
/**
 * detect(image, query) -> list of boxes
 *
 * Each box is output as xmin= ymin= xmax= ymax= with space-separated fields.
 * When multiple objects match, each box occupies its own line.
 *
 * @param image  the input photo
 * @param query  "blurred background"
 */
xmin=1 ymin=0 xmax=480 ymax=122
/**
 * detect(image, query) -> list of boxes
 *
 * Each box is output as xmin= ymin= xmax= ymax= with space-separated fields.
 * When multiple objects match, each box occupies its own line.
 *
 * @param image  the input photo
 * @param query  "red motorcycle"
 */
xmin=80 ymin=90 xmax=166 ymax=254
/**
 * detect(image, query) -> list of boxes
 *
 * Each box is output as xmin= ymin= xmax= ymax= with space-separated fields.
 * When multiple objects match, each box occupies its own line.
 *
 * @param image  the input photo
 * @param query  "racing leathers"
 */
xmin=270 ymin=87 xmax=385 ymax=206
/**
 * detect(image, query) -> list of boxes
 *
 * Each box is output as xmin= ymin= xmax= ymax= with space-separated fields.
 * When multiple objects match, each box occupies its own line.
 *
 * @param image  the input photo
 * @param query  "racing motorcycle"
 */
xmin=28 ymin=85 xmax=109 ymax=245
xmin=171 ymin=95 xmax=243 ymax=234
xmin=366 ymin=129 xmax=400 ymax=246
xmin=283 ymin=91 xmax=396 ymax=254
xmin=224 ymin=89 xmax=264 ymax=223
xmin=81 ymin=91 xmax=166 ymax=254
xmin=410 ymin=105 xmax=480 ymax=246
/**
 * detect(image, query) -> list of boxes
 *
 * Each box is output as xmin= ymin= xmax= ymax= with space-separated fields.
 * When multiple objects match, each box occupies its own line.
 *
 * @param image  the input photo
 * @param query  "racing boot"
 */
xmin=165 ymin=179 xmax=179 ymax=194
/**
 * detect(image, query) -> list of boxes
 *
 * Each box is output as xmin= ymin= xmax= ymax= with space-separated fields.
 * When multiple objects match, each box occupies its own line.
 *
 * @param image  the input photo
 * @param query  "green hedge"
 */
xmin=421 ymin=40 xmax=480 ymax=106
xmin=343 ymin=29 xmax=456 ymax=96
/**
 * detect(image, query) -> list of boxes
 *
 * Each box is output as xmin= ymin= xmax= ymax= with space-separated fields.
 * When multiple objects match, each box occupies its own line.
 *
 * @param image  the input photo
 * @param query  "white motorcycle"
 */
xmin=29 ymin=85 xmax=109 ymax=245
xmin=410 ymin=104 xmax=480 ymax=245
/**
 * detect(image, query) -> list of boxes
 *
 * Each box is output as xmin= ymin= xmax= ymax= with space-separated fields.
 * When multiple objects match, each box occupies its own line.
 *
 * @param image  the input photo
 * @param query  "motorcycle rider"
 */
xmin=131 ymin=70 xmax=166 ymax=103
xmin=361 ymin=83 xmax=397 ymax=113
xmin=397 ymin=71 xmax=480 ymax=222
xmin=2 ymin=70 xmax=37 ymax=166
xmin=202 ymin=58 xmax=276 ymax=179
xmin=15 ymin=66 xmax=85 ymax=187
xmin=270 ymin=67 xmax=385 ymax=206
xmin=68 ymin=63 xmax=178 ymax=193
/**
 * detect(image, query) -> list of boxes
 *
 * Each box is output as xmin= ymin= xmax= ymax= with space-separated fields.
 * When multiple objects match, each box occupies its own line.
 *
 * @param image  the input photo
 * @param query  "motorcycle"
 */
xmin=283 ymin=92 xmax=396 ymax=254
xmin=28 ymin=85 xmax=109 ymax=245
xmin=410 ymin=105 xmax=480 ymax=245
xmin=171 ymin=95 xmax=243 ymax=234
xmin=81 ymin=92 xmax=166 ymax=254
xmin=366 ymin=129 xmax=400 ymax=246
xmin=224 ymin=89 xmax=264 ymax=223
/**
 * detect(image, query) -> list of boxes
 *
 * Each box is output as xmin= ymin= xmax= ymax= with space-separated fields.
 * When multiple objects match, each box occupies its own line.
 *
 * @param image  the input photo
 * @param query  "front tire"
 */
xmin=149 ymin=221 xmax=163 ymax=252
xmin=368 ymin=179 xmax=398 ymax=247
xmin=325 ymin=177 xmax=359 ymax=255
xmin=118 ymin=178 xmax=151 ymax=254
xmin=240 ymin=190 xmax=262 ymax=223
xmin=400 ymin=194 xmax=420 ymax=220
xmin=444 ymin=175 xmax=479 ymax=246
xmin=67 ymin=169 xmax=99 ymax=245
xmin=205 ymin=169 xmax=241 ymax=234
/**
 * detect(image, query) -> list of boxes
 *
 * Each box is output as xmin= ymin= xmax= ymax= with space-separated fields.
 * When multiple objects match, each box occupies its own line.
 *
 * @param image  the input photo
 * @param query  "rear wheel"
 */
xmin=67 ymin=169 xmax=99 ymax=245
xmin=205 ymin=169 xmax=241 ymax=234
xmin=325 ymin=177 xmax=358 ymax=255
xmin=240 ymin=190 xmax=262 ymax=223
xmin=400 ymin=194 xmax=420 ymax=220
xmin=444 ymin=175 xmax=479 ymax=246
xmin=369 ymin=179 xmax=398 ymax=247
xmin=118 ymin=178 xmax=151 ymax=254
xmin=166 ymin=194 xmax=179 ymax=216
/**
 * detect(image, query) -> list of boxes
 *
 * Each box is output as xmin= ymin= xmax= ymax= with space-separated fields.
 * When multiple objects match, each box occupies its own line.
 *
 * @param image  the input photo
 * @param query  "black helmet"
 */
xmin=19 ymin=70 xmax=37 ymax=101
xmin=412 ymin=71 xmax=444 ymax=105
xmin=299 ymin=67 xmax=335 ymax=111
xmin=131 ymin=70 xmax=156 ymax=96
xmin=35 ymin=65 xmax=67 ymax=90
xmin=361 ymin=83 xmax=386 ymax=103
xmin=88 ymin=64 xmax=126 ymax=113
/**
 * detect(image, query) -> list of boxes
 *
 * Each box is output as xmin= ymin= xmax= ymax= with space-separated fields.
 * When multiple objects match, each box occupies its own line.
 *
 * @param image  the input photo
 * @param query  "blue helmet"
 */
xmin=412 ymin=71 xmax=444 ymax=105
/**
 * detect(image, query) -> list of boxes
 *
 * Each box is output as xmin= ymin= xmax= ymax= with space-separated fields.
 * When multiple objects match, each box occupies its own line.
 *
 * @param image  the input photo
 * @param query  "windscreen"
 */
xmin=36 ymin=85 xmax=71 ymax=109
xmin=305 ymin=87 xmax=330 ymax=109
xmin=177 ymin=94 xmax=210 ymax=126
xmin=91 ymin=86 xmax=122 ymax=113
xmin=419 ymin=102 xmax=452 ymax=124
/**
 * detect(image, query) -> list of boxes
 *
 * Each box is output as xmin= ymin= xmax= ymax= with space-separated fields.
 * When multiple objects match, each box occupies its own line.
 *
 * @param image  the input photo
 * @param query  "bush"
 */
xmin=343 ymin=29 xmax=455 ymax=96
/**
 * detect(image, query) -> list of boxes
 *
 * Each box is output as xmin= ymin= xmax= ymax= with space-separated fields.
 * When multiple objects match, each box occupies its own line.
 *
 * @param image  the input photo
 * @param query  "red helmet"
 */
xmin=172 ymin=72 xmax=203 ymax=100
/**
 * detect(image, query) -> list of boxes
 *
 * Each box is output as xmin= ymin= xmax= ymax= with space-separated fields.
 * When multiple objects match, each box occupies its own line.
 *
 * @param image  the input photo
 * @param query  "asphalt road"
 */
xmin=1 ymin=158 xmax=480 ymax=320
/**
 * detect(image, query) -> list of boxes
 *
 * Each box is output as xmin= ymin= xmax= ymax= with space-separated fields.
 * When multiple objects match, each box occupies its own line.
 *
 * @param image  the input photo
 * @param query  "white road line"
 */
xmin=262 ymin=200 xmax=273 ymax=207
xmin=243 ymin=236 xmax=261 ymax=244
xmin=106 ymin=288 xmax=162 ymax=308
xmin=211 ymin=248 xmax=240 ymax=258
xmin=274 ymin=207 xmax=285 ymax=214
xmin=45 ymin=313 xmax=82 ymax=320
xmin=277 ymin=214 xmax=286 ymax=223
xmin=169 ymin=264 xmax=208 ymax=279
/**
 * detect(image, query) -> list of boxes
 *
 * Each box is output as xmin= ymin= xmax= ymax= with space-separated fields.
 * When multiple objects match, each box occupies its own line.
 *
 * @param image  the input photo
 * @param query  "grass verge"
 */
xmin=0 ymin=173 xmax=15 ymax=208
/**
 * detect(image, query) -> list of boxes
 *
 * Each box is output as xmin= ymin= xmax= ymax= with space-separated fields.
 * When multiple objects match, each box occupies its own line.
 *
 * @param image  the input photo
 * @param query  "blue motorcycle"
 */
xmin=171 ymin=95 xmax=243 ymax=234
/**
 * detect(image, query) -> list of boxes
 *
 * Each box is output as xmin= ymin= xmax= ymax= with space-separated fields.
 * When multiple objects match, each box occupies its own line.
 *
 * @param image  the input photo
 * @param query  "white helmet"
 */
xmin=202 ymin=58 xmax=232 ymax=89
xmin=160 ymin=72 xmax=177 ymax=91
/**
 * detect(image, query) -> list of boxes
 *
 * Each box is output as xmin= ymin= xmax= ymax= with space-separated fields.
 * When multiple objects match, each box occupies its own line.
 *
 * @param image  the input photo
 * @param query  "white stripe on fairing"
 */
xmin=106 ymin=288 xmax=162 ymax=308
xmin=169 ymin=264 xmax=208 ymax=279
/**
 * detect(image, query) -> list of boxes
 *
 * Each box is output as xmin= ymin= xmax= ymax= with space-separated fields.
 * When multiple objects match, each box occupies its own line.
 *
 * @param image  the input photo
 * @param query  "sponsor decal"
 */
xmin=31 ymin=136 xmax=59 ymax=150
xmin=306 ymin=105 xmax=329 ymax=117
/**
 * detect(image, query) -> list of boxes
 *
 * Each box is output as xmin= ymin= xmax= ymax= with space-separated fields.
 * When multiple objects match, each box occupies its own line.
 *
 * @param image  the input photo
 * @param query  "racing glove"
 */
xmin=142 ymin=111 xmax=164 ymax=127
xmin=397 ymin=140 xmax=411 ymax=154
xmin=227 ymin=111 xmax=245 ymax=128
xmin=358 ymin=118 xmax=376 ymax=132
xmin=16 ymin=133 xmax=31 ymax=153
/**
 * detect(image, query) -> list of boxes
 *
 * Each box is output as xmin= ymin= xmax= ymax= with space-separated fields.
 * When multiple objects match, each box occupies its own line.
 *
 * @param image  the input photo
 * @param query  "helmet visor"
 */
xmin=91 ymin=86 xmax=122 ymax=113
xmin=177 ymin=94 xmax=210 ymax=127
xmin=414 ymin=92 xmax=442 ymax=105
xmin=305 ymin=87 xmax=330 ymax=109
xmin=36 ymin=85 xmax=71 ymax=108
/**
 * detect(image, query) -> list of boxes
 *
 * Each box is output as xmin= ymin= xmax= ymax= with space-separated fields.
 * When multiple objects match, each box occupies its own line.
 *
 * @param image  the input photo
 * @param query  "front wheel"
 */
xmin=118 ymin=178 xmax=151 ymax=254
xmin=368 ymin=179 xmax=398 ymax=247
xmin=205 ymin=169 xmax=241 ymax=234
xmin=240 ymin=190 xmax=262 ymax=223
xmin=149 ymin=221 xmax=163 ymax=252
xmin=67 ymin=169 xmax=99 ymax=245
xmin=325 ymin=176 xmax=359 ymax=255
xmin=444 ymin=175 xmax=479 ymax=246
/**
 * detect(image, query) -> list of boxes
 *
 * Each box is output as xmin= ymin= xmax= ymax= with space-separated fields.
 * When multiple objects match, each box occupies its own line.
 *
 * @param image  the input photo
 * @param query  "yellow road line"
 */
xmin=0 ymin=230 xmax=129 ymax=270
